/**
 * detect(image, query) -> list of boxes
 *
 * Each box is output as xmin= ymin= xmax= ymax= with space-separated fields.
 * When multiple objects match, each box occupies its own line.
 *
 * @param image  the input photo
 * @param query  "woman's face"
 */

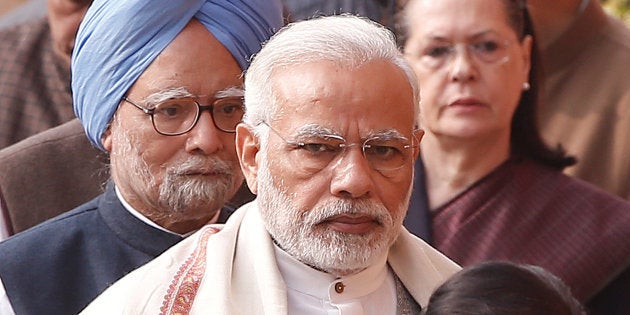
xmin=403 ymin=0 xmax=532 ymax=141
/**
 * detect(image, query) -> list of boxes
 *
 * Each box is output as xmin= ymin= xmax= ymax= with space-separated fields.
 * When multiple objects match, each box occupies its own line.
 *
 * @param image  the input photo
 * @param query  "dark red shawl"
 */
xmin=406 ymin=157 xmax=630 ymax=310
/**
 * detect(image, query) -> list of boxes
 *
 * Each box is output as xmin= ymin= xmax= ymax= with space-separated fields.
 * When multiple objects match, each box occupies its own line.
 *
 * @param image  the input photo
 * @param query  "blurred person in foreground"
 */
xmin=81 ymin=15 xmax=459 ymax=314
xmin=399 ymin=0 xmax=630 ymax=314
xmin=424 ymin=261 xmax=586 ymax=315
xmin=0 ymin=0 xmax=282 ymax=314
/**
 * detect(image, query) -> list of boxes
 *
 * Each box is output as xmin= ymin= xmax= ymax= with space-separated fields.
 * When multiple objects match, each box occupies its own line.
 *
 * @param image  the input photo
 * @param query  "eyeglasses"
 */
xmin=122 ymin=96 xmax=244 ymax=136
xmin=412 ymin=38 xmax=511 ymax=70
xmin=261 ymin=121 xmax=418 ymax=174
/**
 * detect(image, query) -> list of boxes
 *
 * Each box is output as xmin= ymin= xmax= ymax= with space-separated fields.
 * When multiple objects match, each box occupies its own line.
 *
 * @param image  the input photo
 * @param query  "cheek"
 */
xmin=414 ymin=69 xmax=442 ymax=104
xmin=405 ymin=58 xmax=444 ymax=118
xmin=141 ymin=139 xmax=185 ymax=170
xmin=120 ymin=126 xmax=183 ymax=176
xmin=221 ymin=134 xmax=240 ymax=161
xmin=418 ymin=80 xmax=442 ymax=126
xmin=267 ymin=161 xmax=330 ymax=211
xmin=486 ymin=70 xmax=524 ymax=117
xmin=381 ymin=173 xmax=413 ymax=208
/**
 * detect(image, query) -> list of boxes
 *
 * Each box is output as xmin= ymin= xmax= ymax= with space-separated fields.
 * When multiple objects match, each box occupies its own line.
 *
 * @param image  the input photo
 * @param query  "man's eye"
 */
xmin=364 ymin=145 xmax=400 ymax=158
xmin=217 ymin=104 xmax=243 ymax=116
xmin=298 ymin=142 xmax=339 ymax=154
xmin=155 ymin=104 xmax=185 ymax=118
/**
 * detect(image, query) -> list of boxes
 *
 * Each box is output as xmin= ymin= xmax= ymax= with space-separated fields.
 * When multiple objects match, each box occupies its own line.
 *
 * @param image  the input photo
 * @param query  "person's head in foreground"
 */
xmin=237 ymin=13 xmax=424 ymax=277
xmin=424 ymin=261 xmax=586 ymax=315
xmin=72 ymin=0 xmax=283 ymax=234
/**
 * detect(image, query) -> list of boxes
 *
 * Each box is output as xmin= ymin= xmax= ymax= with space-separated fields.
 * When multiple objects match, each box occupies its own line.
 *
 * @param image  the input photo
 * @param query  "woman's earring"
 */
xmin=523 ymin=82 xmax=531 ymax=91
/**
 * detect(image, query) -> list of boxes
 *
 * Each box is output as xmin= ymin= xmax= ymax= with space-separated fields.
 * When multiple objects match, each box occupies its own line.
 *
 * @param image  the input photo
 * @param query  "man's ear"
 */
xmin=412 ymin=129 xmax=424 ymax=160
xmin=101 ymin=126 xmax=113 ymax=152
xmin=235 ymin=123 xmax=260 ymax=194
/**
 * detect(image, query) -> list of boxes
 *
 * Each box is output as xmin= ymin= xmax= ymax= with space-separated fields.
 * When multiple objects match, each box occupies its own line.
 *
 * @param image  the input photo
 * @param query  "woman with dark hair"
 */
xmin=399 ymin=0 xmax=630 ymax=314
xmin=424 ymin=261 xmax=586 ymax=315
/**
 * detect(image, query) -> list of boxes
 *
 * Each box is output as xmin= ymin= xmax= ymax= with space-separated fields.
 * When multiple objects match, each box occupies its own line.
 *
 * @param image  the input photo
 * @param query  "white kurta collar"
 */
xmin=274 ymin=242 xmax=396 ymax=314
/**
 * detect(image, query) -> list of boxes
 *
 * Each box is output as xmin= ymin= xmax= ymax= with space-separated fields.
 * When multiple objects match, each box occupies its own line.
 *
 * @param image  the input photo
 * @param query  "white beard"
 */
xmin=256 ymin=154 xmax=407 ymax=277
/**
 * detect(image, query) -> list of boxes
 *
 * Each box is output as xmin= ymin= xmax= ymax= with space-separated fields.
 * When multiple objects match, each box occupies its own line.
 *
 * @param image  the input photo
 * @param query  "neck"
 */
xmin=420 ymin=132 xmax=510 ymax=209
xmin=527 ymin=0 xmax=588 ymax=49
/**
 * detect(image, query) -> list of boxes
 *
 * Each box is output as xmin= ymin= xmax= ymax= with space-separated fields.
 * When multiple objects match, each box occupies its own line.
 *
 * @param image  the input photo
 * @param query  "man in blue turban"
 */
xmin=0 ymin=0 xmax=282 ymax=314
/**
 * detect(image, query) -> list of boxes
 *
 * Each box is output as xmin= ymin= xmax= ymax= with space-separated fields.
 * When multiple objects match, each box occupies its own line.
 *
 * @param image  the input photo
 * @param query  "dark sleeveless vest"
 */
xmin=0 ymin=183 xmax=233 ymax=315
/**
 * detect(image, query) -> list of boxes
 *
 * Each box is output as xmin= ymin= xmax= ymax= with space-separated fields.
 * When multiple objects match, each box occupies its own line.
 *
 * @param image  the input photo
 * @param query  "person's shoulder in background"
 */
xmin=0 ymin=119 xmax=109 ymax=238
xmin=0 ymin=0 xmax=46 ymax=30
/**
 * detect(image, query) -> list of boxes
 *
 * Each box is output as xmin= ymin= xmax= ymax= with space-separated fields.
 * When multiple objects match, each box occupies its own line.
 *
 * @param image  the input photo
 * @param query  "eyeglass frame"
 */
xmin=259 ymin=121 xmax=420 ymax=173
xmin=410 ymin=38 xmax=513 ymax=70
xmin=121 ymin=96 xmax=244 ymax=136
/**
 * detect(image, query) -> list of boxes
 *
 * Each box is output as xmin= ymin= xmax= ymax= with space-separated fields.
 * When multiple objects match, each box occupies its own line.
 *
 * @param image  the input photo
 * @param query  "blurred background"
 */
xmin=601 ymin=0 xmax=630 ymax=24
xmin=1 ymin=0 xmax=629 ymax=25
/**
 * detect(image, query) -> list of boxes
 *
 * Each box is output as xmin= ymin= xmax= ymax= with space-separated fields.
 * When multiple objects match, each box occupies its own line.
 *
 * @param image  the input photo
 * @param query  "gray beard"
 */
xmin=157 ymin=156 xmax=234 ymax=214
xmin=112 ymin=122 xmax=236 ymax=223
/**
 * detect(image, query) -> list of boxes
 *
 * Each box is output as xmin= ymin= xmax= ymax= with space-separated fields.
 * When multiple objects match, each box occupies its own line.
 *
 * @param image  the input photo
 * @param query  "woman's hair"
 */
xmin=396 ymin=0 xmax=576 ymax=169
xmin=243 ymin=14 xmax=420 ymax=137
xmin=505 ymin=0 xmax=576 ymax=169
xmin=424 ymin=261 xmax=586 ymax=315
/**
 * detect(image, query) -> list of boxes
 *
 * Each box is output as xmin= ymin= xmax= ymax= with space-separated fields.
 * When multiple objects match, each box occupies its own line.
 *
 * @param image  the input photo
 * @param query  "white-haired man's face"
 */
xmin=236 ymin=59 xmax=422 ymax=276
xmin=102 ymin=20 xmax=245 ymax=234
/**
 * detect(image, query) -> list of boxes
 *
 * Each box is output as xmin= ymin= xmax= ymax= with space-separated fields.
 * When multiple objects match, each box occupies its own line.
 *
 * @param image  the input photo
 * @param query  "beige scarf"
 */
xmin=81 ymin=202 xmax=460 ymax=314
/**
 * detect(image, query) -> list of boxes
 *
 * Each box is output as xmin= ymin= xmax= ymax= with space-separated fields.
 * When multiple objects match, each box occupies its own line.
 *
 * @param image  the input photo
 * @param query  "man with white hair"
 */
xmin=81 ymin=15 xmax=459 ymax=314
xmin=0 ymin=0 xmax=282 ymax=314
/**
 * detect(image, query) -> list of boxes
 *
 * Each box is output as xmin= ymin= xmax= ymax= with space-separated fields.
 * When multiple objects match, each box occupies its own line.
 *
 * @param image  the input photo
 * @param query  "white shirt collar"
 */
xmin=114 ymin=185 xmax=193 ymax=237
xmin=274 ymin=242 xmax=397 ymax=314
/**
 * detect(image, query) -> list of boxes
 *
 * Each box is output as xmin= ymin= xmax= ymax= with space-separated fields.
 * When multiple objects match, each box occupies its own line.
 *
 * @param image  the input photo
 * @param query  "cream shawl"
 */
xmin=81 ymin=202 xmax=460 ymax=314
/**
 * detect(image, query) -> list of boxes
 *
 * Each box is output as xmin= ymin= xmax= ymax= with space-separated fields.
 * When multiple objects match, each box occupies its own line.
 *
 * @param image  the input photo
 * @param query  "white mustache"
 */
xmin=169 ymin=156 xmax=234 ymax=177
xmin=305 ymin=199 xmax=390 ymax=226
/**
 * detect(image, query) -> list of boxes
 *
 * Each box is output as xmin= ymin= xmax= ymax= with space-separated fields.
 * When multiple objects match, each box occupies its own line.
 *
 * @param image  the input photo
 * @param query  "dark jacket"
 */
xmin=0 ymin=184 xmax=234 ymax=315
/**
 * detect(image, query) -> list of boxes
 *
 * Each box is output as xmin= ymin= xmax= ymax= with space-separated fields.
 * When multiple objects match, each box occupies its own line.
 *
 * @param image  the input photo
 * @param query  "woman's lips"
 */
xmin=446 ymin=97 xmax=487 ymax=113
xmin=449 ymin=97 xmax=484 ymax=107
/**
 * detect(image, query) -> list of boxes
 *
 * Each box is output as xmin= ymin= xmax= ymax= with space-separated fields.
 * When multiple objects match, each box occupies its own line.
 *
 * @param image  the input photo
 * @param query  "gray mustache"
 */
xmin=169 ymin=156 xmax=234 ymax=176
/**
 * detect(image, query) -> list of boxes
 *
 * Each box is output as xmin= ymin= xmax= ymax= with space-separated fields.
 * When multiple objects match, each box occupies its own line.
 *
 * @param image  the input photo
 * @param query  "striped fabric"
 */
xmin=431 ymin=157 xmax=630 ymax=303
xmin=0 ymin=17 xmax=74 ymax=149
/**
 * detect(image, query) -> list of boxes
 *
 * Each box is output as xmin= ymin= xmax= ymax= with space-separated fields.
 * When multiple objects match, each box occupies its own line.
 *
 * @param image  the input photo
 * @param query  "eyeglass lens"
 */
xmin=419 ymin=38 xmax=510 ymax=69
xmin=265 ymin=123 xmax=414 ymax=174
xmin=152 ymin=97 xmax=244 ymax=135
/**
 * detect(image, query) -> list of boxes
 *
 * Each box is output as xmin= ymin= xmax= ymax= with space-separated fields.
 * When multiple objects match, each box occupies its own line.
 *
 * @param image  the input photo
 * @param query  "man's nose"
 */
xmin=329 ymin=147 xmax=374 ymax=199
xmin=185 ymin=111 xmax=224 ymax=154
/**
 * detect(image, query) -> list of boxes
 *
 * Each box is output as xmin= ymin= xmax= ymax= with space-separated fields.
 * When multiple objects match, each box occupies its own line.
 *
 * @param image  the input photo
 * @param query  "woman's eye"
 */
xmin=474 ymin=40 xmax=500 ymax=53
xmin=426 ymin=46 xmax=452 ymax=58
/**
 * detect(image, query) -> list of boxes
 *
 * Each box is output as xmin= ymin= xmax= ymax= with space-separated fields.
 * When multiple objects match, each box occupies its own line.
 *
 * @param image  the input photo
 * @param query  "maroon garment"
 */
xmin=432 ymin=157 xmax=630 ymax=303
xmin=0 ymin=17 xmax=74 ymax=149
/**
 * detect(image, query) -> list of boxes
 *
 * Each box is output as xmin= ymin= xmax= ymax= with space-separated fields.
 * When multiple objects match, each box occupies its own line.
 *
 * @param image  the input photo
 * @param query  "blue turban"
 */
xmin=72 ymin=0 xmax=283 ymax=151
